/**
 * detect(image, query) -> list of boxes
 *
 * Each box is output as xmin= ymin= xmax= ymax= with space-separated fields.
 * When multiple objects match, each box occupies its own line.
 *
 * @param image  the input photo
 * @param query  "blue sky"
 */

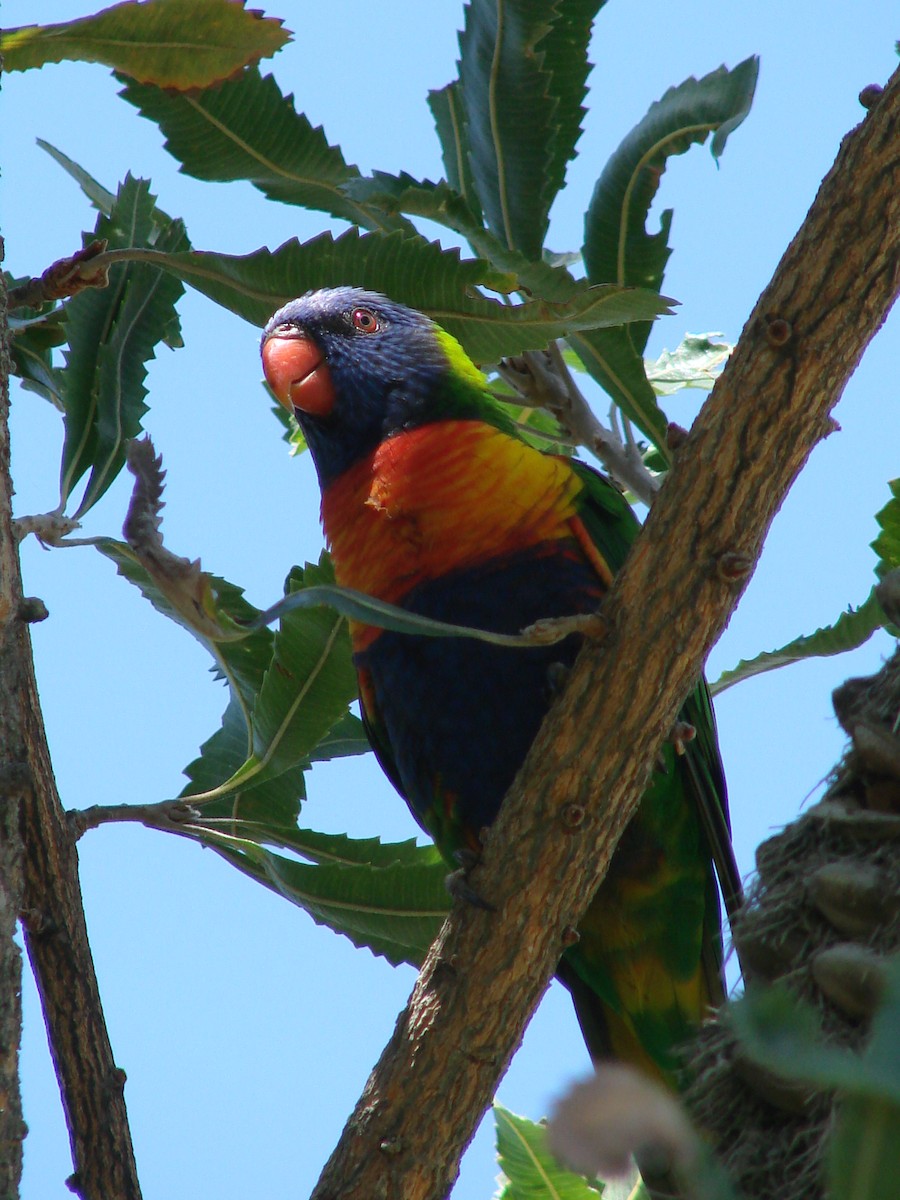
xmin=5 ymin=2 xmax=899 ymax=1197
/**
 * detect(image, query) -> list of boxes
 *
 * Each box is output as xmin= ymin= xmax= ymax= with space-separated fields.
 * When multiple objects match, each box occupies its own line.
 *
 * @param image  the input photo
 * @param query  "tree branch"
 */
xmin=310 ymin=66 xmax=900 ymax=1200
xmin=0 ymin=243 xmax=26 ymax=1200
xmin=0 ymin=253 xmax=143 ymax=1193
xmin=498 ymin=342 xmax=662 ymax=504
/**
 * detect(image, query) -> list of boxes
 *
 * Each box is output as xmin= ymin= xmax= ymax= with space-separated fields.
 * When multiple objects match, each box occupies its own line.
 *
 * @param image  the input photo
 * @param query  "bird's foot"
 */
xmin=445 ymin=849 xmax=496 ymax=911
xmin=669 ymin=720 xmax=696 ymax=756
xmin=546 ymin=661 xmax=570 ymax=698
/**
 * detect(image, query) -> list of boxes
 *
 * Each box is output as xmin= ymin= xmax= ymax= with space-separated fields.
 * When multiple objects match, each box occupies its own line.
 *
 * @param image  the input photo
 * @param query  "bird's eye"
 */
xmin=351 ymin=308 xmax=379 ymax=334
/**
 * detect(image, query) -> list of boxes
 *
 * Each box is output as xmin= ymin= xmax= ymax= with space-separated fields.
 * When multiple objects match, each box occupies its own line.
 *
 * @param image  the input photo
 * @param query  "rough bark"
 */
xmin=0 ymin=268 xmax=143 ymax=1196
xmin=310 ymin=66 xmax=900 ymax=1200
xmin=0 ymin=244 xmax=25 ymax=1200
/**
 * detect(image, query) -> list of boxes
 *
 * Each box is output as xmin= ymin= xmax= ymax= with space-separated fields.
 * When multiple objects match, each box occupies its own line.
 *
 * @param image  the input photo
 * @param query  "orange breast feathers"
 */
xmin=320 ymin=421 xmax=608 ymax=647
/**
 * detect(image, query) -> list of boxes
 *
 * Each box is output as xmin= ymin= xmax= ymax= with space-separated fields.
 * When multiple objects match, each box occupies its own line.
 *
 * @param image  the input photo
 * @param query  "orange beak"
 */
xmin=261 ymin=330 xmax=336 ymax=417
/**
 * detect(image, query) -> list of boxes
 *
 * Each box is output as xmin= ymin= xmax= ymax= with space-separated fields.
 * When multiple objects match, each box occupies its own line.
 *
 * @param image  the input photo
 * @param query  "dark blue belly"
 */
xmin=355 ymin=543 xmax=605 ymax=851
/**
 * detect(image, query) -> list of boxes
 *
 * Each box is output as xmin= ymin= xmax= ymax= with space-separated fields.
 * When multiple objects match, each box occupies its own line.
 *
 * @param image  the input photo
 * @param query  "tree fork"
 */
xmin=310 ymin=65 xmax=900 ymax=1200
xmin=0 ymin=263 xmax=143 ymax=1195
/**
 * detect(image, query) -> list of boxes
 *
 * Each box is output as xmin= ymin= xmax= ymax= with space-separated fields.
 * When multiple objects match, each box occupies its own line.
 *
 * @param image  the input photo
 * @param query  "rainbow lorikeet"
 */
xmin=260 ymin=287 xmax=735 ymax=1088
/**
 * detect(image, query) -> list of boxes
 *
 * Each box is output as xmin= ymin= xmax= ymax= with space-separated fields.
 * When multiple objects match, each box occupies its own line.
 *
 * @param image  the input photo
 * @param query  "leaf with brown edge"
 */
xmin=2 ymin=0 xmax=290 ymax=89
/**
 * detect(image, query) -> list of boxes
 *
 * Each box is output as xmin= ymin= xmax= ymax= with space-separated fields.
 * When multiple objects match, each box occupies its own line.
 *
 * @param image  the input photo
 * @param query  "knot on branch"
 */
xmin=9 ymin=239 xmax=109 ymax=310
xmin=716 ymin=551 xmax=754 ymax=582
xmin=859 ymin=83 xmax=884 ymax=110
xmin=764 ymin=316 xmax=793 ymax=348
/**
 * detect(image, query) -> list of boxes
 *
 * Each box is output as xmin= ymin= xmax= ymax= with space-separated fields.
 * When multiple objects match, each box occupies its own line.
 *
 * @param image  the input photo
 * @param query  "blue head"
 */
xmin=261 ymin=287 xmax=484 ymax=487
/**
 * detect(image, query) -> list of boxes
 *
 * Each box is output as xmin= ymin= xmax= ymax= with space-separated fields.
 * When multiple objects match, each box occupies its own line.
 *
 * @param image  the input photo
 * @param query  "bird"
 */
xmin=260 ymin=286 xmax=736 ymax=1090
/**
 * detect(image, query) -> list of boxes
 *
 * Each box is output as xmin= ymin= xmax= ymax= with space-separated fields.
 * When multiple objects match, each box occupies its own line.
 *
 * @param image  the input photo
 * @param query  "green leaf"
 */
xmin=251 ymin=827 xmax=441 ymax=870
xmin=308 ymin=708 xmax=370 ymax=763
xmin=428 ymin=82 xmax=483 ymax=222
xmin=578 ymin=57 xmax=757 ymax=459
xmin=712 ymin=477 xmax=900 ymax=694
xmin=566 ymin=327 xmax=671 ymax=461
xmin=8 ymin=301 xmax=67 ymax=409
xmin=197 ymin=830 xmax=449 ymax=966
xmin=456 ymin=1 xmax=560 ymax=257
xmin=730 ymin=976 xmax=900 ymax=1102
xmin=535 ymin=1 xmax=608 ymax=216
xmin=60 ymin=176 xmax=188 ymax=516
xmin=873 ymin=478 xmax=900 ymax=577
xmin=583 ymin=57 xmax=759 ymax=303
xmin=342 ymin=172 xmax=583 ymax=302
xmin=148 ymin=229 xmax=673 ymax=364
xmin=645 ymin=333 xmax=731 ymax=396
xmin=247 ymin=579 xmax=597 ymax=650
xmin=493 ymin=1105 xmax=604 ymax=1200
xmin=729 ymin=984 xmax=868 ymax=1093
xmin=180 ymin=692 xmax=311 ymax=829
xmin=710 ymin=589 xmax=887 ymax=696
xmin=3 ymin=0 xmax=289 ymax=88
xmin=38 ymin=139 xmax=116 ymax=214
xmin=828 ymin=953 xmax=900 ymax=1198
xmin=224 ymin=558 xmax=360 ymax=793
xmin=96 ymin=538 xmax=274 ymax=713
xmin=119 ymin=68 xmax=411 ymax=235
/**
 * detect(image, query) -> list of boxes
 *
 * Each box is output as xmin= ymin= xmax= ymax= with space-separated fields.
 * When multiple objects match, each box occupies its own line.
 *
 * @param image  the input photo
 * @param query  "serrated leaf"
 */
xmin=195 ymin=830 xmax=448 ymax=966
xmin=428 ymin=82 xmax=483 ymax=222
xmin=873 ymin=479 xmax=900 ymax=576
xmin=342 ymin=172 xmax=582 ymax=303
xmin=578 ymin=57 xmax=757 ymax=458
xmin=179 ymin=693 xmax=308 ymax=828
xmin=8 ymin=302 xmax=67 ymax=409
xmin=220 ymin=558 xmax=359 ymax=793
xmin=3 ymin=0 xmax=289 ymax=89
xmin=535 ymin=1 xmax=607 ymax=213
xmin=645 ymin=333 xmax=731 ymax=396
xmin=710 ymin=590 xmax=886 ymax=696
xmin=457 ymin=1 xmax=560 ymax=257
xmin=583 ymin=57 xmax=758 ymax=304
xmin=148 ymin=229 xmax=672 ymax=364
xmin=97 ymin=537 xmax=274 ymax=711
xmin=494 ymin=1105 xmax=604 ymax=1200
xmin=712 ymin=478 xmax=900 ymax=694
xmin=255 ymin=827 xmax=441 ymax=870
xmin=60 ymin=175 xmax=188 ymax=516
xmin=308 ymin=708 xmax=370 ymax=763
xmin=119 ymin=67 xmax=410 ymax=234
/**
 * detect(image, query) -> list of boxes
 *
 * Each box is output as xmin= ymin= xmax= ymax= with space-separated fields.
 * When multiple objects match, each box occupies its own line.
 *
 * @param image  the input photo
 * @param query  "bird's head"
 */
xmin=261 ymin=287 xmax=488 ymax=486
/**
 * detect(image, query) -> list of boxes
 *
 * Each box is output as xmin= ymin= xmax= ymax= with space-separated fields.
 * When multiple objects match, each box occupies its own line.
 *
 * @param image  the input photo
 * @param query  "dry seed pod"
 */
xmin=810 ymin=944 xmax=887 ymax=1020
xmin=806 ymin=861 xmax=897 ymax=936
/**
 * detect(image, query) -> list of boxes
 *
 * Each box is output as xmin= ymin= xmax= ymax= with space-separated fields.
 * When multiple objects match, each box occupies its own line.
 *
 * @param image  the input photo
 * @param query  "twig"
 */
xmin=0 ymin=254 xmax=143 ymax=1193
xmin=13 ymin=511 xmax=80 ymax=545
xmin=309 ymin=63 xmax=900 ymax=1200
xmin=498 ymin=343 xmax=661 ymax=504
xmin=8 ymin=245 xmax=167 ymax=310
xmin=7 ymin=241 xmax=110 ymax=309
xmin=68 ymin=800 xmax=199 ymax=841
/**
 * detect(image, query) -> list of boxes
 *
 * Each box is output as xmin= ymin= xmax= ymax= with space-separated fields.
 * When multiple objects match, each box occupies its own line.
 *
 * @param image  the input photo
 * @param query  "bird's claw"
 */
xmin=445 ymin=864 xmax=496 ymax=912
